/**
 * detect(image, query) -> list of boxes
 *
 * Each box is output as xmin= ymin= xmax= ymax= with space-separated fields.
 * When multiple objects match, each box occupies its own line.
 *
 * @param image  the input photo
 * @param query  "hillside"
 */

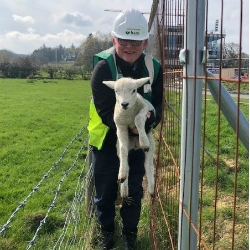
xmin=0 ymin=49 xmax=26 ymax=59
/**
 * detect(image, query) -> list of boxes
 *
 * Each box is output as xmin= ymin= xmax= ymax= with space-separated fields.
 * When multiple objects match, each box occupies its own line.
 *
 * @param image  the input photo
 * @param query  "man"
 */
xmin=88 ymin=9 xmax=163 ymax=250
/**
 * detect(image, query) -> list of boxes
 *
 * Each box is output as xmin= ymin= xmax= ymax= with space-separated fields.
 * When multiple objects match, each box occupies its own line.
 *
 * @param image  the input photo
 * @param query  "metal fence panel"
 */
xmin=149 ymin=0 xmax=249 ymax=249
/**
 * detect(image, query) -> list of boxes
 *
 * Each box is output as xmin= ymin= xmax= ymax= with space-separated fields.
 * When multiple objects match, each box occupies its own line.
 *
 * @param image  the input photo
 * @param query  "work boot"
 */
xmin=122 ymin=228 xmax=137 ymax=250
xmin=100 ymin=223 xmax=115 ymax=250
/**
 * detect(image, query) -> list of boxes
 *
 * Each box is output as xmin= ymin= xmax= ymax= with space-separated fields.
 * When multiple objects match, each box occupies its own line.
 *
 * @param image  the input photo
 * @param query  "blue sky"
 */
xmin=0 ymin=0 xmax=248 ymax=55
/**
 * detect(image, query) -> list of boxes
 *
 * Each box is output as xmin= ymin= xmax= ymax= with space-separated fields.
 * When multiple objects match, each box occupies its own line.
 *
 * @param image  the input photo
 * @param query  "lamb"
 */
xmin=103 ymin=77 xmax=155 ymax=198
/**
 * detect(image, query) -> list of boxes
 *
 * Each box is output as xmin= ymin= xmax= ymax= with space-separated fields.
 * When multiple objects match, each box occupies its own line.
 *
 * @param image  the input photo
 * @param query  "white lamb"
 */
xmin=103 ymin=77 xmax=155 ymax=198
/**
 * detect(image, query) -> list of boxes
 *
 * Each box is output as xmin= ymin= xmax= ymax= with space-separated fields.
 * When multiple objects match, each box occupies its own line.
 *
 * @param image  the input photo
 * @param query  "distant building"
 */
xmin=62 ymin=50 xmax=77 ymax=62
xmin=165 ymin=25 xmax=184 ymax=69
xmin=150 ymin=20 xmax=226 ymax=70
xmin=207 ymin=20 xmax=226 ymax=67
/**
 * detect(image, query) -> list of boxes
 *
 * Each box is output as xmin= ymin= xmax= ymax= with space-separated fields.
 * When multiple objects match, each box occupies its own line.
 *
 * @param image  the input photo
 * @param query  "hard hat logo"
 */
xmin=111 ymin=9 xmax=149 ymax=41
xmin=126 ymin=30 xmax=140 ymax=35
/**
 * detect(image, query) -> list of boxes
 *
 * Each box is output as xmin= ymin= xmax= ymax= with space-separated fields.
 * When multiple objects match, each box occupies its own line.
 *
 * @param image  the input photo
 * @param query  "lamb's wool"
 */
xmin=103 ymin=77 xmax=155 ymax=198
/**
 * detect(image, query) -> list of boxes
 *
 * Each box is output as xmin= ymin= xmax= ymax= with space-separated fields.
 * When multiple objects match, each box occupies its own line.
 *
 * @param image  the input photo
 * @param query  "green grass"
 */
xmin=0 ymin=78 xmax=154 ymax=250
xmin=0 ymin=79 xmax=92 ymax=249
xmin=222 ymin=81 xmax=249 ymax=92
xmin=199 ymin=97 xmax=249 ymax=249
xmin=201 ymin=98 xmax=249 ymax=197
xmin=162 ymin=88 xmax=249 ymax=249
xmin=0 ymin=79 xmax=248 ymax=249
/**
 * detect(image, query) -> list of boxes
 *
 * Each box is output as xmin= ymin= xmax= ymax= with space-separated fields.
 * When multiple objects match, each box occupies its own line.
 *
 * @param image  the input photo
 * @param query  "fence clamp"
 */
xmin=179 ymin=49 xmax=187 ymax=64
xmin=201 ymin=47 xmax=209 ymax=64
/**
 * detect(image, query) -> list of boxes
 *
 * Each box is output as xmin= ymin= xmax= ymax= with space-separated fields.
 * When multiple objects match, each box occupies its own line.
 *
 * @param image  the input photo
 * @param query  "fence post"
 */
xmin=85 ymin=145 xmax=94 ymax=214
xmin=178 ymin=0 xmax=205 ymax=249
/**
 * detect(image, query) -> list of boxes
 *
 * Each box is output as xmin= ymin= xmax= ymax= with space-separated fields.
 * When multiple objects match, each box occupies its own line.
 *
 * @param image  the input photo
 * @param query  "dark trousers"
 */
xmin=92 ymin=147 xmax=145 ymax=229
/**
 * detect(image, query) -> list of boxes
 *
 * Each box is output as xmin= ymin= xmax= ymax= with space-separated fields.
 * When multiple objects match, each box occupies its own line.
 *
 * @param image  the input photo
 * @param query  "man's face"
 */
xmin=113 ymin=38 xmax=148 ymax=66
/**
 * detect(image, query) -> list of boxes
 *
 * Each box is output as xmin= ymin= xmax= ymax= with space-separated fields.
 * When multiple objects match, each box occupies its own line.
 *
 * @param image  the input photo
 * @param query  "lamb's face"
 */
xmin=114 ymin=80 xmax=137 ymax=110
xmin=102 ymin=77 xmax=150 ymax=110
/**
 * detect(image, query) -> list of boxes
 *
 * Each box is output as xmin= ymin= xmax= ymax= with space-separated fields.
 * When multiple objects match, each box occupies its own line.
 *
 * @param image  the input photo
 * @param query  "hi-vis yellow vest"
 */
xmin=87 ymin=47 xmax=160 ymax=150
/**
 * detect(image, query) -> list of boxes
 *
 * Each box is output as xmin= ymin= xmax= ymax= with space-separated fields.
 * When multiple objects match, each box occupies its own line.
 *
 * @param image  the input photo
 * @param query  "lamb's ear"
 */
xmin=103 ymin=80 xmax=115 ymax=89
xmin=133 ymin=77 xmax=151 ymax=89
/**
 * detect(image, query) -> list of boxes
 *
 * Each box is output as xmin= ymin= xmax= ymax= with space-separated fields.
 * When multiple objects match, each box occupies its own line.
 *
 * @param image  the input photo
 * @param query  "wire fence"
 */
xmin=149 ymin=0 xmax=249 ymax=249
xmin=0 ymin=121 xmax=98 ymax=249
xmin=0 ymin=122 xmax=88 ymax=237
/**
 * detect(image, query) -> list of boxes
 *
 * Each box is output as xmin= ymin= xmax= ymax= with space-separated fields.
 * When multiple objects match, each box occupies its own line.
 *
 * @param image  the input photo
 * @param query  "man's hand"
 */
xmin=145 ymin=109 xmax=156 ymax=133
xmin=129 ymin=109 xmax=156 ymax=136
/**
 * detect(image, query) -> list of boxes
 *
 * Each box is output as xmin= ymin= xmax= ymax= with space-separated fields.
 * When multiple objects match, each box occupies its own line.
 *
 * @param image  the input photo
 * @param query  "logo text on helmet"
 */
xmin=125 ymin=28 xmax=140 ymax=35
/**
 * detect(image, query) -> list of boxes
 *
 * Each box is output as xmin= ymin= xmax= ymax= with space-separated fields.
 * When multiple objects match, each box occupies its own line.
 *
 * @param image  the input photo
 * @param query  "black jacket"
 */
xmin=91 ymin=52 xmax=163 ymax=150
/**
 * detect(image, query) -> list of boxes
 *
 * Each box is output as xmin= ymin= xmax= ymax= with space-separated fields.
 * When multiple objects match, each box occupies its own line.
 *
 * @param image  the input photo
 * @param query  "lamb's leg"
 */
xmin=134 ymin=111 xmax=149 ymax=150
xmin=117 ymin=127 xmax=129 ymax=183
xmin=144 ymin=133 xmax=155 ymax=197
xmin=120 ymin=176 xmax=129 ymax=198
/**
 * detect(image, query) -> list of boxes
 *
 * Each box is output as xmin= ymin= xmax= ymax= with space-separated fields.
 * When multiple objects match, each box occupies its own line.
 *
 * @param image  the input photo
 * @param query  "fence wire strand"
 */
xmin=0 ymin=121 xmax=89 ymax=237
xmin=0 ymin=119 xmax=99 ymax=249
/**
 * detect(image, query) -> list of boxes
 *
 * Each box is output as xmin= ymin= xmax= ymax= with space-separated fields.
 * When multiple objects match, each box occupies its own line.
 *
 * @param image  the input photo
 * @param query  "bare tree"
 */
xmin=222 ymin=42 xmax=249 ymax=68
xmin=76 ymin=32 xmax=113 ymax=71
xmin=42 ymin=64 xmax=57 ymax=79
xmin=64 ymin=66 xmax=78 ymax=79
xmin=18 ymin=56 xmax=36 ymax=78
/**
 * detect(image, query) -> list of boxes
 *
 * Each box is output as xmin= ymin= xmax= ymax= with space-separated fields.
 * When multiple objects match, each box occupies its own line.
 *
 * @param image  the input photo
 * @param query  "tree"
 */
xmin=78 ymin=66 xmax=86 ymax=80
xmin=76 ymin=32 xmax=113 ymax=71
xmin=222 ymin=42 xmax=249 ymax=68
xmin=18 ymin=56 xmax=36 ymax=78
xmin=31 ymin=45 xmax=50 ymax=65
xmin=0 ymin=51 xmax=12 ymax=77
xmin=0 ymin=52 xmax=36 ymax=78
xmin=42 ymin=64 xmax=57 ymax=79
xmin=64 ymin=66 xmax=78 ymax=79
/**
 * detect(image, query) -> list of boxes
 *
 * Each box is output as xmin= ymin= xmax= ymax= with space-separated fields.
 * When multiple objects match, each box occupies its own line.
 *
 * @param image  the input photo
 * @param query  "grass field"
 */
xmin=0 ymin=78 xmax=152 ymax=250
xmin=0 ymin=79 xmax=92 ymax=249
xmin=0 ymin=78 xmax=248 ymax=249
xmin=200 ymin=97 xmax=249 ymax=249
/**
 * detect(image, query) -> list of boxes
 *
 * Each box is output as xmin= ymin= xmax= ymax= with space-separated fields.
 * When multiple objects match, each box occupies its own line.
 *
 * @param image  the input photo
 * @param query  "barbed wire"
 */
xmin=78 ymin=189 xmax=96 ymax=250
xmin=54 ymin=170 xmax=96 ymax=250
xmin=26 ymin=132 xmax=90 ymax=249
xmin=52 ymin=146 xmax=96 ymax=249
xmin=0 ymin=120 xmax=89 ymax=237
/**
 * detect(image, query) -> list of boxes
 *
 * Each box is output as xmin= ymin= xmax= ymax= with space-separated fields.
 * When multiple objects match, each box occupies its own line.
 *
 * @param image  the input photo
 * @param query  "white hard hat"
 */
xmin=111 ymin=9 xmax=149 ymax=41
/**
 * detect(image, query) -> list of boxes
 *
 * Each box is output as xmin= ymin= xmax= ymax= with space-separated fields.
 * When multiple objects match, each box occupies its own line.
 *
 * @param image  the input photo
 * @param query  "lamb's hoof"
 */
xmin=118 ymin=178 xmax=126 ymax=183
xmin=144 ymin=147 xmax=149 ymax=152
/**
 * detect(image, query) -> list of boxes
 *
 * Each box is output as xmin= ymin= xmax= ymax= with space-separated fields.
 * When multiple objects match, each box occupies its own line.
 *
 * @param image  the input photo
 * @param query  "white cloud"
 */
xmin=6 ymin=30 xmax=40 ymax=40
xmin=5 ymin=29 xmax=85 ymax=43
xmin=56 ymin=12 xmax=93 ymax=27
xmin=0 ymin=0 xmax=247 ymax=54
xmin=27 ymin=27 xmax=36 ymax=33
xmin=2 ymin=29 xmax=86 ymax=54
xmin=43 ymin=29 xmax=86 ymax=42
xmin=12 ymin=14 xmax=35 ymax=24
